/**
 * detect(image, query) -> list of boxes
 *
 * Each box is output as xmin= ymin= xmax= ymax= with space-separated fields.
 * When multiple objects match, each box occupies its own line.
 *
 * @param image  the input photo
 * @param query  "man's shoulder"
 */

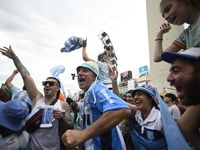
xmin=95 ymin=82 xmax=106 ymax=87
xmin=95 ymin=61 xmax=107 ymax=66
xmin=60 ymin=100 xmax=68 ymax=105
xmin=170 ymin=104 xmax=179 ymax=109
xmin=168 ymin=104 xmax=180 ymax=112
xmin=59 ymin=100 xmax=70 ymax=109
xmin=93 ymin=82 xmax=109 ymax=91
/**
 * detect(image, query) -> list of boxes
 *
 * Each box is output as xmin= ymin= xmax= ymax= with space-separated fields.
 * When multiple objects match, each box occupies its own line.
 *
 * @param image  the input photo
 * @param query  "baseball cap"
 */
xmin=0 ymin=99 xmax=29 ymax=131
xmin=76 ymin=61 xmax=99 ymax=77
xmin=121 ymin=92 xmax=127 ymax=96
xmin=161 ymin=47 xmax=200 ymax=63
xmin=132 ymin=85 xmax=157 ymax=104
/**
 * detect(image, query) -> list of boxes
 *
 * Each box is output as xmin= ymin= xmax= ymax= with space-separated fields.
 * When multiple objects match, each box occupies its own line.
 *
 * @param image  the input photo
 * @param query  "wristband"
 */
xmin=155 ymin=39 xmax=163 ymax=41
xmin=112 ymin=82 xmax=117 ymax=85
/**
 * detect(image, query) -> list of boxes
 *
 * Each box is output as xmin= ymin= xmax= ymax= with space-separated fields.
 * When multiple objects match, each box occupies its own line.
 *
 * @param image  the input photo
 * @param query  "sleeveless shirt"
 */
xmin=26 ymin=97 xmax=61 ymax=150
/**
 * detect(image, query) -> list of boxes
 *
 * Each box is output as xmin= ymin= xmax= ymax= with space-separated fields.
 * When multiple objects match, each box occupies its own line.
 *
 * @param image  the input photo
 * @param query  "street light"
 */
xmin=71 ymin=73 xmax=76 ymax=80
xmin=97 ymin=30 xmax=118 ymax=70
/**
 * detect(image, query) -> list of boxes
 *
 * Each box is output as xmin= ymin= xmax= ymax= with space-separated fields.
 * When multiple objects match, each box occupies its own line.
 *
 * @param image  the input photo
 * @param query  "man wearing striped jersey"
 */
xmin=62 ymin=61 xmax=131 ymax=150
xmin=5 ymin=70 xmax=32 ymax=105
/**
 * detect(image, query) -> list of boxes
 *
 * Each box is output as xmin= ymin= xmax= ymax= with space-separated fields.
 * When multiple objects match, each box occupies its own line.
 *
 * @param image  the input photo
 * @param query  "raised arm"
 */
xmin=0 ymin=46 xmax=43 ymax=107
xmin=108 ymin=67 xmax=121 ymax=97
xmin=82 ymin=38 xmax=94 ymax=62
xmin=62 ymin=108 xmax=130 ymax=147
xmin=108 ymin=67 xmax=137 ymax=116
xmin=154 ymin=23 xmax=180 ymax=62
xmin=5 ymin=70 xmax=19 ymax=89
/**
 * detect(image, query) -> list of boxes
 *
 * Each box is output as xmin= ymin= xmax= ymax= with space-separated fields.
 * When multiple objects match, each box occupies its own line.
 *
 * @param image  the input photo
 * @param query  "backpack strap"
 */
xmin=50 ymin=98 xmax=58 ymax=105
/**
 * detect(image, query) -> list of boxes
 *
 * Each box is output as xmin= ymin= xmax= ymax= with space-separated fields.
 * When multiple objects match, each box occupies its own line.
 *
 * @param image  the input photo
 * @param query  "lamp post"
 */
xmin=97 ymin=30 xmax=118 ymax=70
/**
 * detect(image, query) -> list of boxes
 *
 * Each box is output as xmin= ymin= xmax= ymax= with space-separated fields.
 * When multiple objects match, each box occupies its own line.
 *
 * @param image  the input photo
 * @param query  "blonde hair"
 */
xmin=97 ymin=51 xmax=112 ymax=69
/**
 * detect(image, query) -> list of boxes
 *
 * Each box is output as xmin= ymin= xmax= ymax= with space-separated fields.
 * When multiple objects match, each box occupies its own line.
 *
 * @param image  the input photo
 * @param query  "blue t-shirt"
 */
xmin=82 ymin=83 xmax=130 ymax=150
xmin=71 ymin=113 xmax=79 ymax=130
xmin=95 ymin=61 xmax=112 ymax=84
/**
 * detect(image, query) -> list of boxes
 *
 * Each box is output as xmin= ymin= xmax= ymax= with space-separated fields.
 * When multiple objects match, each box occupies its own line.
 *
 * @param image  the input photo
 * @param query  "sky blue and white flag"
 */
xmin=155 ymin=88 xmax=192 ymax=150
xmin=60 ymin=36 xmax=84 ymax=53
xmin=50 ymin=65 xmax=65 ymax=92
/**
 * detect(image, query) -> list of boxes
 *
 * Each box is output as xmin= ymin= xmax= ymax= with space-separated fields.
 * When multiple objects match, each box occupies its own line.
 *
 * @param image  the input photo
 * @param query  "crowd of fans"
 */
xmin=0 ymin=0 xmax=200 ymax=149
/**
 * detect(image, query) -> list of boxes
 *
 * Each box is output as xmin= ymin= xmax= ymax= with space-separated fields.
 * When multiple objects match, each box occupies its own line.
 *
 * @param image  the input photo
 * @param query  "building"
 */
xmin=118 ymin=79 xmax=137 ymax=94
xmin=118 ymin=70 xmax=137 ymax=93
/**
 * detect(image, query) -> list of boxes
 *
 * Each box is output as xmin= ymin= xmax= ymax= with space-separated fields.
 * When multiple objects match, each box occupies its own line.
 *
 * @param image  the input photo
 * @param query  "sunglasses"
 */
xmin=42 ymin=81 xmax=58 ymax=86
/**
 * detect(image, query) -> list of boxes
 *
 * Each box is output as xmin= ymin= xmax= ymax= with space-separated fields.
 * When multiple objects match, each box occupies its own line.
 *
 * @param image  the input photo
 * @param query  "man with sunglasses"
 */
xmin=0 ymin=46 xmax=73 ymax=150
xmin=62 ymin=61 xmax=131 ymax=150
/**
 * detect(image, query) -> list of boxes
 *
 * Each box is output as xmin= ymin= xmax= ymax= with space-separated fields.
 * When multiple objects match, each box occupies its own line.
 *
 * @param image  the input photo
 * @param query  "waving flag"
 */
xmin=155 ymin=88 xmax=192 ymax=150
xmin=60 ymin=36 xmax=84 ymax=53
xmin=50 ymin=65 xmax=65 ymax=92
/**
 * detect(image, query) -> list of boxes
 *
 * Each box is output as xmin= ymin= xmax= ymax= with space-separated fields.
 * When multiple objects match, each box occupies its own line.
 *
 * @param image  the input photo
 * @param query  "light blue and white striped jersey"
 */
xmin=10 ymin=86 xmax=32 ymax=105
xmin=95 ymin=61 xmax=112 ymax=84
xmin=0 ymin=131 xmax=29 ymax=150
xmin=82 ymin=83 xmax=130 ymax=150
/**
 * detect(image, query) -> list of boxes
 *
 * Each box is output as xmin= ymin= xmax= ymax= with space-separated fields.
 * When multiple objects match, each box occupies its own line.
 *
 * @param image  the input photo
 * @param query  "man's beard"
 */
xmin=44 ymin=91 xmax=51 ymax=97
xmin=176 ymin=74 xmax=200 ymax=106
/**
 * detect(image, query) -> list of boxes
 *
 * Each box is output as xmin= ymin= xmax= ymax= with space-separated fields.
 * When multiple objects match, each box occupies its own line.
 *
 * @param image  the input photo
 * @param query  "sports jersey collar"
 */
xmin=136 ymin=107 xmax=160 ymax=125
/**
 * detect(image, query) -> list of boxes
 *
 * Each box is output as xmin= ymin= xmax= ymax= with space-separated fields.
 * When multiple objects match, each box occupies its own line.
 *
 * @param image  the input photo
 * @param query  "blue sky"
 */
xmin=0 ymin=0 xmax=149 ymax=96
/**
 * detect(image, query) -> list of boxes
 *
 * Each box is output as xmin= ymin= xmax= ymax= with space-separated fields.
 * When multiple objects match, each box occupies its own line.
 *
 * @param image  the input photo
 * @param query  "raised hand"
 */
xmin=108 ymin=67 xmax=118 ymax=81
xmin=13 ymin=70 xmax=19 ymax=74
xmin=83 ymin=38 xmax=87 ymax=47
xmin=0 ymin=45 xmax=16 ymax=59
xmin=159 ymin=23 xmax=171 ymax=34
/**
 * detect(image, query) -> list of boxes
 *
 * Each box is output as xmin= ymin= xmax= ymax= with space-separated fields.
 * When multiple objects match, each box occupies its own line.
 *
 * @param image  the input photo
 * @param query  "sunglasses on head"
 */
xmin=42 ymin=81 xmax=58 ymax=86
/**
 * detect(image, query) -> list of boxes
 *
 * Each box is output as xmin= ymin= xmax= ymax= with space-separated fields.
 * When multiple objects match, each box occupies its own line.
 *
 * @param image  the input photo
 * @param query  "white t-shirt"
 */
xmin=168 ymin=104 xmax=181 ymax=120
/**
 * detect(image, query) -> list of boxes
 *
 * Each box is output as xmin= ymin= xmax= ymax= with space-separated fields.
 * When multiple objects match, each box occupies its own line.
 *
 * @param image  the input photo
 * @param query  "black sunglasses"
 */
xmin=42 ymin=81 xmax=58 ymax=86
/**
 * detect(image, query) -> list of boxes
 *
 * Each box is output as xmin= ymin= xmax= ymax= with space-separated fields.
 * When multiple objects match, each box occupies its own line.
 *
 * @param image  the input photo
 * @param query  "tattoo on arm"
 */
xmin=63 ymin=102 xmax=71 ymax=121
xmin=13 ymin=56 xmax=30 ymax=77
xmin=61 ymin=102 xmax=74 ymax=129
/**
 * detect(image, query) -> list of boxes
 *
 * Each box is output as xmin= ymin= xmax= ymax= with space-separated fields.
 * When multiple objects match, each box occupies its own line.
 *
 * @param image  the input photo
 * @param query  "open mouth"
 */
xmin=176 ymin=86 xmax=182 ymax=93
xmin=78 ymin=77 xmax=86 ymax=85
xmin=171 ymin=82 xmax=182 ymax=94
xmin=135 ymin=99 xmax=142 ymax=105
xmin=175 ymin=86 xmax=183 ymax=99
xmin=45 ymin=87 xmax=50 ymax=91
xmin=169 ymin=16 xmax=176 ymax=24
xmin=44 ymin=88 xmax=50 ymax=94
